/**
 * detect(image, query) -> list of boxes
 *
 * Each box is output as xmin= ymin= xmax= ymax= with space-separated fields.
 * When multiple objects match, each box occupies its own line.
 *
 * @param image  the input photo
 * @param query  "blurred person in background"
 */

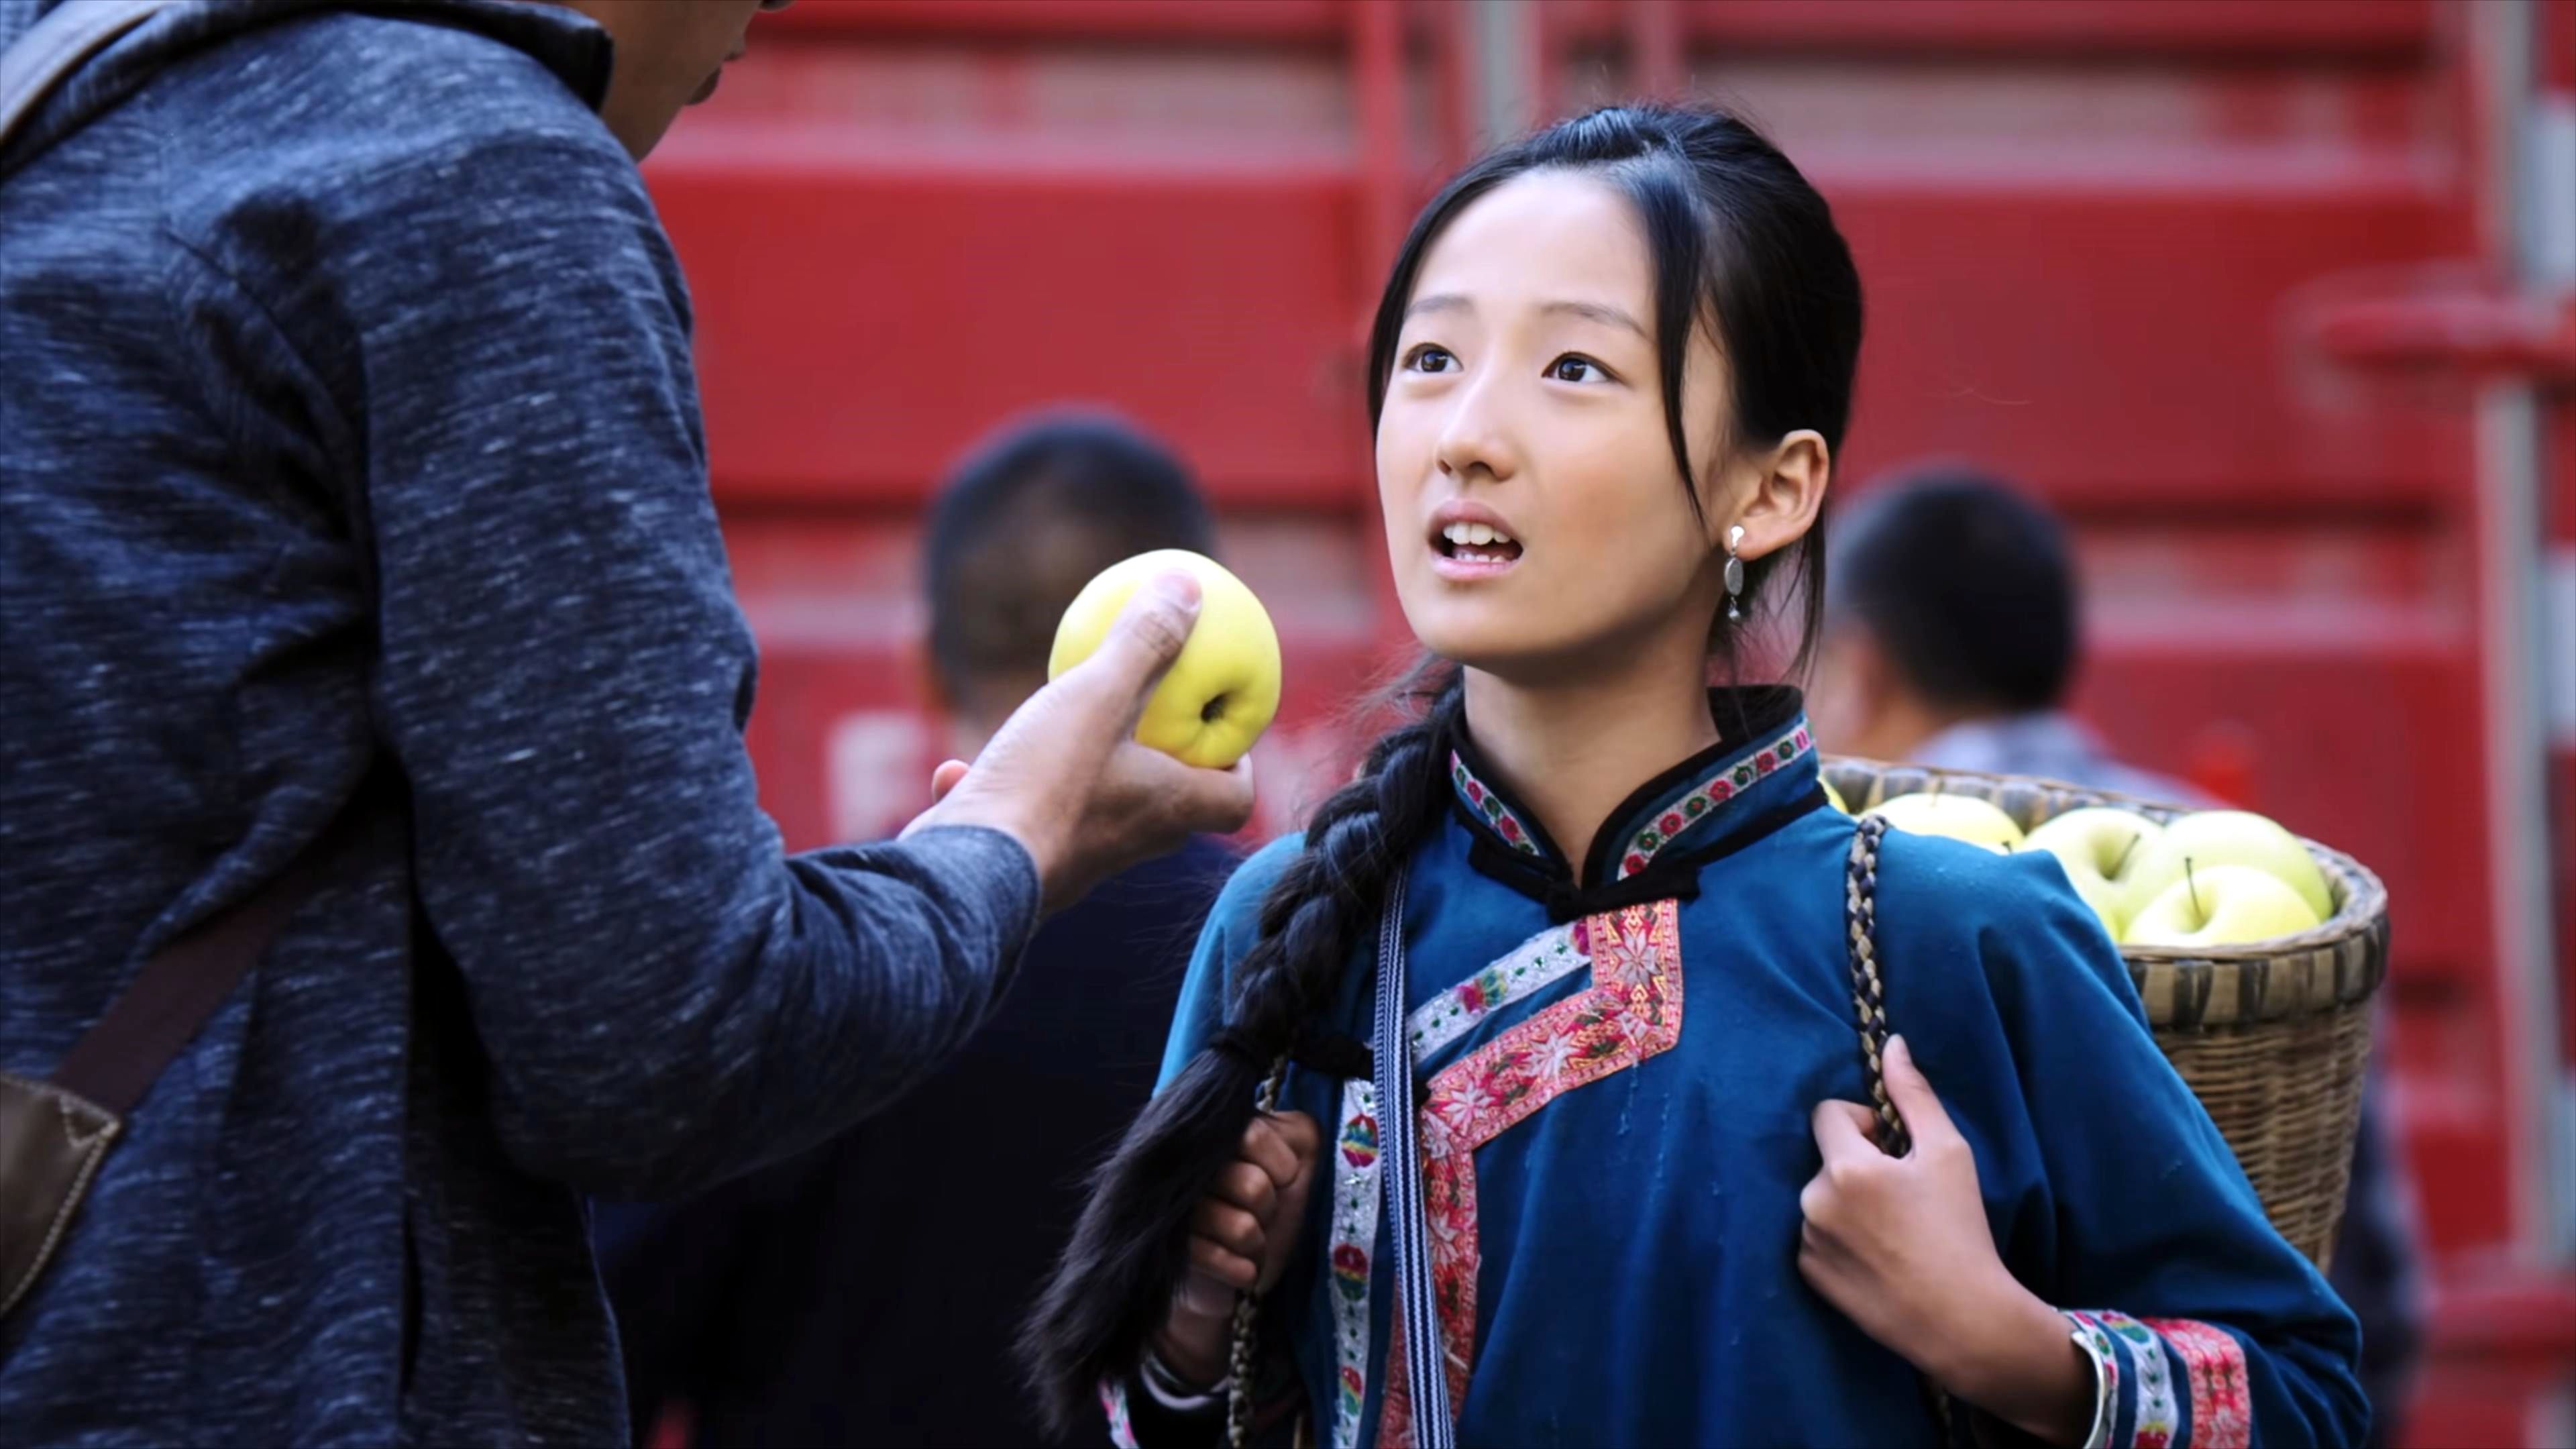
xmin=0 ymin=3 xmax=1250 ymax=1443
xmin=599 ymin=413 xmax=1240 ymax=1448
xmin=1808 ymin=466 xmax=2424 ymax=1444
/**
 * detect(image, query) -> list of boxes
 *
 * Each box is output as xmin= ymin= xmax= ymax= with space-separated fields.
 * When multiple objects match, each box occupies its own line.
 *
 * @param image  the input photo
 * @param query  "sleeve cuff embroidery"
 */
xmin=1099 ymin=1378 xmax=1140 ymax=1449
xmin=1140 ymin=1349 xmax=1230 ymax=1411
xmin=2065 ymin=1311 xmax=2118 ymax=1449
xmin=2065 ymin=1309 xmax=2253 ymax=1449
xmin=1099 ymin=1356 xmax=1230 ymax=1448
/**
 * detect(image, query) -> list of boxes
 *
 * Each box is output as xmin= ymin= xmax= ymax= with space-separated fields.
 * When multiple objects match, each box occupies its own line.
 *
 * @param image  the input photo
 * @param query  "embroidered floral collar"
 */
xmin=1444 ymin=686 xmax=1824 ymax=916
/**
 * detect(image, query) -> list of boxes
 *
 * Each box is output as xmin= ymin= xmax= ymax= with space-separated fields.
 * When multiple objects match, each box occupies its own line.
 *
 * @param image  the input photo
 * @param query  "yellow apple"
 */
xmin=2023 ymin=807 xmax=2164 ymax=939
xmin=2126 ymin=810 xmax=2334 ymax=924
xmin=1048 ymin=549 xmax=1282 ymax=769
xmin=2124 ymin=863 xmax=2323 ymax=949
xmin=1821 ymin=777 xmax=1849 ymax=814
xmin=1863 ymin=792 xmax=2025 ymax=853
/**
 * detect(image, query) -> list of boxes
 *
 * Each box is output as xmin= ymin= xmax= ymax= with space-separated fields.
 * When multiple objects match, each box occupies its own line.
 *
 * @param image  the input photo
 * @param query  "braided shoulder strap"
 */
xmin=1843 ymin=812 xmax=1963 ymax=1444
xmin=1841 ymin=814 xmax=1911 ymax=1157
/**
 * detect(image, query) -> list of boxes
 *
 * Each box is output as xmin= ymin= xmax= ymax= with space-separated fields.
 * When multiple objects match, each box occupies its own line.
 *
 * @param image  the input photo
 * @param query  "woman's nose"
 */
xmin=1434 ymin=379 xmax=1519 ymax=482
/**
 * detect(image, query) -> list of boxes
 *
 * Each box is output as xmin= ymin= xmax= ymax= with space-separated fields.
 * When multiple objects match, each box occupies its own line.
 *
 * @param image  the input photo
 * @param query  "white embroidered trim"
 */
xmin=2089 ymin=1309 xmax=2179 ymax=1446
xmin=1326 ymin=1077 xmax=1387 ymax=1449
xmin=1406 ymin=922 xmax=1587 ymax=1062
xmin=2066 ymin=1312 xmax=2118 ymax=1449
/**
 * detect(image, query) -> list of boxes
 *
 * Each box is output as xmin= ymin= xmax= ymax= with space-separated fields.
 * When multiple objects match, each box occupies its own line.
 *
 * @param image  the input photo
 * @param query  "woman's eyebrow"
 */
xmin=1541 ymin=299 xmax=1649 ymax=338
xmin=1404 ymin=292 xmax=1472 ymax=321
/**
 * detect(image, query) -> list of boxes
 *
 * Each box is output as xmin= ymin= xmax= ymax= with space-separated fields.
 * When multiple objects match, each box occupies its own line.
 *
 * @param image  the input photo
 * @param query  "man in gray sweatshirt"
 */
xmin=0 ymin=1 xmax=1254 ymax=1441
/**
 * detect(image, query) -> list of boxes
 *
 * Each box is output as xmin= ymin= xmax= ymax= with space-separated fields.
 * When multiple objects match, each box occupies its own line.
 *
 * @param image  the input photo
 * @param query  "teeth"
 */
xmin=1441 ymin=521 xmax=1516 ymax=547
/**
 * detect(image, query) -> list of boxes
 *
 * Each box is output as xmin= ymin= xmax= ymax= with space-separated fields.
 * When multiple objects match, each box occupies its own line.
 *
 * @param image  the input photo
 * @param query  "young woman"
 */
xmin=1027 ymin=105 xmax=2365 ymax=1449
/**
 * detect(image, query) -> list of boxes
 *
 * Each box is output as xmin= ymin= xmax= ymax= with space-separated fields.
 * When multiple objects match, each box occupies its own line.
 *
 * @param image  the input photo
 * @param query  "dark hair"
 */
xmin=1023 ymin=105 xmax=1863 ymax=1428
xmin=1828 ymin=467 xmax=2077 ymax=713
xmin=924 ymin=411 xmax=1217 ymax=706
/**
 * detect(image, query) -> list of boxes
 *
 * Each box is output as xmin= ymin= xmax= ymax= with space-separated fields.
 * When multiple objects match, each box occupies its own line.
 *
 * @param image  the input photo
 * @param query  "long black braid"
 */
xmin=1020 ymin=672 xmax=1462 ymax=1430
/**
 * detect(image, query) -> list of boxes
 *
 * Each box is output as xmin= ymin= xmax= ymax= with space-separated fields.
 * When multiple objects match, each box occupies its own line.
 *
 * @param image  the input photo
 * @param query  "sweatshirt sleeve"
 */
xmin=200 ymin=123 xmax=1040 ymax=1197
xmin=1925 ymin=847 xmax=2370 ymax=1448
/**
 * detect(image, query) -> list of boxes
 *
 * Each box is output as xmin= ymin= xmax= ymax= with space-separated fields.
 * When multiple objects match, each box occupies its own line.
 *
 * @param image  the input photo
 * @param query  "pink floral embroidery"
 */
xmin=1613 ymin=722 xmax=1814 ymax=879
xmin=2144 ymin=1318 xmax=2251 ymax=1449
xmin=1379 ymin=900 xmax=1684 ymax=1446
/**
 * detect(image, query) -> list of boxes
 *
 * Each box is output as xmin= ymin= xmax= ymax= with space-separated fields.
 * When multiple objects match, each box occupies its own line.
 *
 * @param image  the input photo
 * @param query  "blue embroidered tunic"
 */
xmin=1122 ymin=690 xmax=2365 ymax=1448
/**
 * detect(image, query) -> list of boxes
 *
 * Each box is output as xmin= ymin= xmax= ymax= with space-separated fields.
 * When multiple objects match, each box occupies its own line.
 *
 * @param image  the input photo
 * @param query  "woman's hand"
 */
xmin=1799 ymin=1036 xmax=2095 ymax=1446
xmin=1151 ymin=1111 xmax=1322 ymax=1389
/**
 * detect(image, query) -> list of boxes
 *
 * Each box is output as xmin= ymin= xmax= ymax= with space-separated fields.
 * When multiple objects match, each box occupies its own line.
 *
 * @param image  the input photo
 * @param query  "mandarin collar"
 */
xmin=1444 ymin=686 xmax=1825 ymax=920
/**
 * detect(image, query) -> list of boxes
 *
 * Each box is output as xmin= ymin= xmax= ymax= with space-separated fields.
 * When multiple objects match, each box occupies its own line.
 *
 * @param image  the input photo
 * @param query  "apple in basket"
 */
xmin=2124 ymin=863 xmax=2324 ymax=949
xmin=2023 ymin=807 xmax=2163 ymax=940
xmin=1862 ymin=792 xmax=2024 ymax=854
xmin=2123 ymin=810 xmax=2334 ymax=928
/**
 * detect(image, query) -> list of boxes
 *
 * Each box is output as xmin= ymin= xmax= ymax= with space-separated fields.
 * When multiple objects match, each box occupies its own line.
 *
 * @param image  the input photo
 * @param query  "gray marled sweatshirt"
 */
xmin=0 ymin=2 xmax=1039 ymax=1442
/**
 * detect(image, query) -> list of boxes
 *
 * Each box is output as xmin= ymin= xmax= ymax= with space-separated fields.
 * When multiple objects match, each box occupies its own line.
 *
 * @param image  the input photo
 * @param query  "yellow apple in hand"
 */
xmin=1049 ymin=549 xmax=1282 ymax=769
xmin=1864 ymin=792 xmax=2025 ymax=853
xmin=2125 ymin=863 xmax=2323 ymax=948
xmin=2126 ymin=810 xmax=2334 ymax=924
xmin=2024 ymin=807 xmax=2163 ymax=939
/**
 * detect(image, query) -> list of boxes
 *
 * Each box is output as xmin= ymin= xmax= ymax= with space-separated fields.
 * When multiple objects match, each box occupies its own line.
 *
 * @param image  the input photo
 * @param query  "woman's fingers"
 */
xmin=1810 ymin=1098 xmax=1883 ymax=1167
xmin=1880 ymin=1035 xmax=1961 ymax=1148
xmin=1187 ymin=1232 xmax=1259 ymax=1293
xmin=1210 ymin=1160 xmax=1278 ymax=1220
xmin=1190 ymin=1198 xmax=1265 ymax=1260
xmin=1238 ymin=1112 xmax=1318 ymax=1192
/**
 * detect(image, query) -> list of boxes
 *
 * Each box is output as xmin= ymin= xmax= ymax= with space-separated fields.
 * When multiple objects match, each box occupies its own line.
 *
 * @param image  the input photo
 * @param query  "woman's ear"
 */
xmin=1729 ymin=429 xmax=1831 ymax=563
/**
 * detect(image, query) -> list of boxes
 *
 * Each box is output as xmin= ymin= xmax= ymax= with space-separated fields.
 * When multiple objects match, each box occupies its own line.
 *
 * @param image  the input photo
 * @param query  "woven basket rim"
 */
xmin=1821 ymin=755 xmax=2391 ymax=967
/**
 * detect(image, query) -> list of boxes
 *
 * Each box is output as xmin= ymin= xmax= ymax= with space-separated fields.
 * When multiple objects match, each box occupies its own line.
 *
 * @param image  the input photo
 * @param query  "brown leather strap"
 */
xmin=50 ymin=824 xmax=346 ymax=1117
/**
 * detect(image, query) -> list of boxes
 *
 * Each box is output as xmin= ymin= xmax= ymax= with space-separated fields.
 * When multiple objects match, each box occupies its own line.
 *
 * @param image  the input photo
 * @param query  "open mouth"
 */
xmin=1434 ymin=520 xmax=1524 ymax=567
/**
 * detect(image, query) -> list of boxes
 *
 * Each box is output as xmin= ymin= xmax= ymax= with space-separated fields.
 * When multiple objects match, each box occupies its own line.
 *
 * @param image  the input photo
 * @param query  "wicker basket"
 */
xmin=1821 ymin=758 xmax=2390 ymax=1270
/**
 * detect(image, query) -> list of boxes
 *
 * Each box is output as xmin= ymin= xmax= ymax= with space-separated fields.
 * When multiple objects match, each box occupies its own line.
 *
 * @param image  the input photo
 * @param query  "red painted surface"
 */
xmin=645 ymin=1 xmax=2571 ymax=1439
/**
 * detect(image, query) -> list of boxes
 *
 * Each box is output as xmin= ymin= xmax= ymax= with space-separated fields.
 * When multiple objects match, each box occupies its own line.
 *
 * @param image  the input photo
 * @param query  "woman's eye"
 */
xmin=1548 ymin=355 xmax=1608 ymax=384
xmin=1405 ymin=345 xmax=1457 ymax=374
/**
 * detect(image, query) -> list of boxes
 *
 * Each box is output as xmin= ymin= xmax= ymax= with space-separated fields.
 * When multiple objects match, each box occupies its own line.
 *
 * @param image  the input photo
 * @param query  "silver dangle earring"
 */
xmin=1724 ymin=525 xmax=1746 ymax=621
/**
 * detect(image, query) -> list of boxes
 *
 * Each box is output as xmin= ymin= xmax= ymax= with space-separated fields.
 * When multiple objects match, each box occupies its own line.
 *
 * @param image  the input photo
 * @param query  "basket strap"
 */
xmin=1842 ymin=814 xmax=1963 ymax=1444
xmin=1841 ymin=814 xmax=1911 ymax=1157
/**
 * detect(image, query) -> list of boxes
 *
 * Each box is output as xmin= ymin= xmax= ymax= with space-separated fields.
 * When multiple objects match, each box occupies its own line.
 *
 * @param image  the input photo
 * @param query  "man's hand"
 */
xmin=901 ymin=570 xmax=1256 ymax=912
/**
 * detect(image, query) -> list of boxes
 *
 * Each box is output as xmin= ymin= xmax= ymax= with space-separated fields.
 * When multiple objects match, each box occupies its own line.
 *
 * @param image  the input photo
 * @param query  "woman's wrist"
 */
xmin=1150 ymin=1311 xmax=1231 ymax=1392
xmin=1935 ymin=1279 xmax=2096 ymax=1446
